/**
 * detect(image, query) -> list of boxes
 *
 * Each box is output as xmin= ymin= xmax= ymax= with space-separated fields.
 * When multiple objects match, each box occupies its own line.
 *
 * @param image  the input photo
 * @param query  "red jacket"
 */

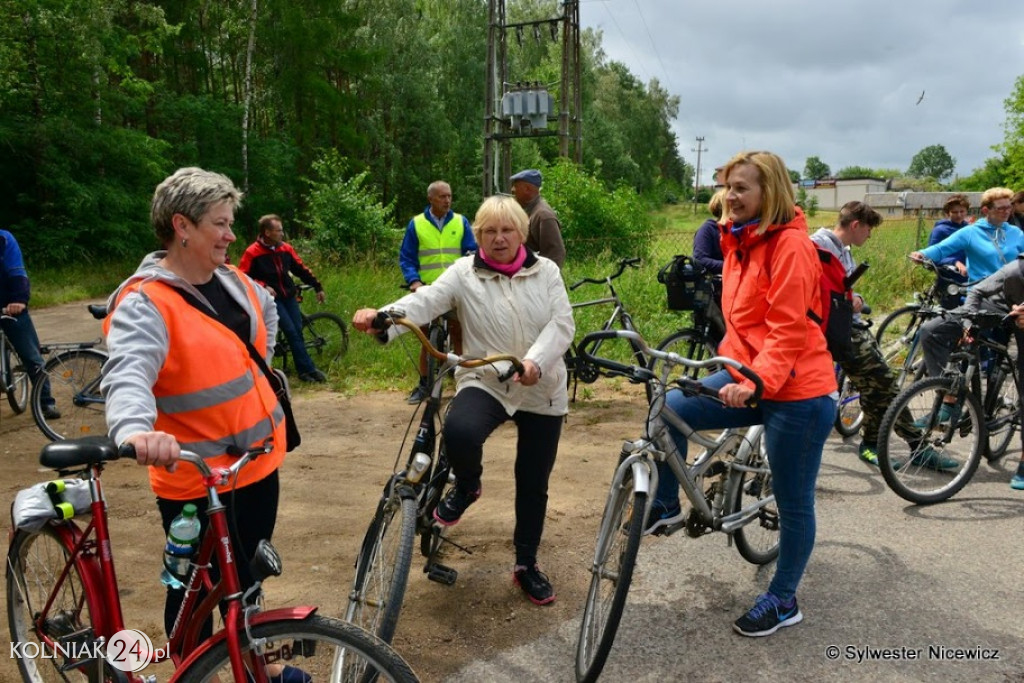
xmin=718 ymin=208 xmax=837 ymax=401
xmin=239 ymin=240 xmax=321 ymax=300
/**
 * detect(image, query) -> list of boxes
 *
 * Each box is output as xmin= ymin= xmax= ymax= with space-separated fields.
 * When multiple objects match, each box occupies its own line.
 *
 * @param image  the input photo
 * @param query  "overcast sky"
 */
xmin=580 ymin=0 xmax=1024 ymax=184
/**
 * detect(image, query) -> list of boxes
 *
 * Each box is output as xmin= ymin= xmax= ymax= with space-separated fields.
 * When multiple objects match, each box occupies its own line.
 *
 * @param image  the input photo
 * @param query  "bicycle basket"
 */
xmin=657 ymin=254 xmax=712 ymax=311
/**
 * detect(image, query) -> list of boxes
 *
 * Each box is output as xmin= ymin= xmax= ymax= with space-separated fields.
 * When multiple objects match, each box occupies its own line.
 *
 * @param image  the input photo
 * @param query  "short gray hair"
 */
xmin=151 ymin=167 xmax=243 ymax=246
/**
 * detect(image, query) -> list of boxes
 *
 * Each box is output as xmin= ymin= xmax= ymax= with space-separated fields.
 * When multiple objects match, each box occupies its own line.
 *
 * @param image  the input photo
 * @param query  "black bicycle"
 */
xmin=273 ymin=283 xmax=348 ymax=375
xmin=0 ymin=314 xmax=30 ymax=416
xmin=877 ymin=309 xmax=1021 ymax=504
xmin=564 ymin=258 xmax=649 ymax=399
xmin=345 ymin=313 xmax=523 ymax=652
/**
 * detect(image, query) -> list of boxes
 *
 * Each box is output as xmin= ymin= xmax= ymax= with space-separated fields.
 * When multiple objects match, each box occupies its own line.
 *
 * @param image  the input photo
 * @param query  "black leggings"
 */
xmin=156 ymin=469 xmax=280 ymax=637
xmin=442 ymin=387 xmax=562 ymax=567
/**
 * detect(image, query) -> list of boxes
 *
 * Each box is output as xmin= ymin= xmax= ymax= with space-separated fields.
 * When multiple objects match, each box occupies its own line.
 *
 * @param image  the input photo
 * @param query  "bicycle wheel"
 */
xmin=985 ymin=364 xmax=1020 ymax=461
xmin=877 ymin=376 xmax=984 ymax=505
xmin=875 ymin=305 xmax=926 ymax=389
xmin=833 ymin=368 xmax=863 ymax=438
xmin=32 ymin=349 xmax=107 ymax=441
xmin=649 ymin=327 xmax=719 ymax=382
xmin=304 ymin=311 xmax=349 ymax=373
xmin=178 ymin=614 xmax=419 ymax=683
xmin=7 ymin=526 xmax=108 ymax=682
xmin=3 ymin=341 xmax=29 ymax=414
xmin=730 ymin=429 xmax=780 ymax=565
xmin=575 ymin=467 xmax=645 ymax=683
xmin=346 ymin=486 xmax=416 ymax=645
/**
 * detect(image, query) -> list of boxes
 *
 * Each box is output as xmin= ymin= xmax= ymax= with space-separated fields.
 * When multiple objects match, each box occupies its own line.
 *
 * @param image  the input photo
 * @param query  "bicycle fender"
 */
xmin=168 ymin=606 xmax=318 ymax=681
xmin=630 ymin=460 xmax=650 ymax=495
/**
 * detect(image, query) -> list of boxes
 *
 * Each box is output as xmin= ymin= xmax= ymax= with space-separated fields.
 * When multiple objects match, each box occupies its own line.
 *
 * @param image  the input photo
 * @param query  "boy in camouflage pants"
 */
xmin=810 ymin=202 xmax=919 ymax=465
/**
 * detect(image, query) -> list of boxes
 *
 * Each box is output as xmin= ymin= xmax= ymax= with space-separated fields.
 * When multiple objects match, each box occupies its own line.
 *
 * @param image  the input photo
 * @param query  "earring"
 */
xmin=181 ymin=238 xmax=188 ymax=248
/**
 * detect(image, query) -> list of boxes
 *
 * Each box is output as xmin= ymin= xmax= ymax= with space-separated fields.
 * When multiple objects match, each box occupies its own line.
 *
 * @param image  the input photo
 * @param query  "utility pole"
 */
xmin=692 ymin=136 xmax=707 ymax=213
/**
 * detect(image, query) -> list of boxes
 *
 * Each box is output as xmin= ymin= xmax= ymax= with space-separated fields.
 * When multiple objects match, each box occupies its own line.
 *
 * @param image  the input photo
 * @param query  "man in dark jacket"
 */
xmin=0 ymin=230 xmax=58 ymax=417
xmin=510 ymin=169 xmax=566 ymax=268
xmin=926 ymin=194 xmax=971 ymax=284
xmin=240 ymin=215 xmax=327 ymax=382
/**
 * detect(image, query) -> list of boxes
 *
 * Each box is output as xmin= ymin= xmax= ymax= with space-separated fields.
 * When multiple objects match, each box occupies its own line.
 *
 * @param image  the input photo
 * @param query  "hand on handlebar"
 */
xmin=515 ymin=359 xmax=542 ymax=386
xmin=352 ymin=308 xmax=383 ymax=333
xmin=719 ymin=383 xmax=755 ymax=408
xmin=123 ymin=431 xmax=180 ymax=472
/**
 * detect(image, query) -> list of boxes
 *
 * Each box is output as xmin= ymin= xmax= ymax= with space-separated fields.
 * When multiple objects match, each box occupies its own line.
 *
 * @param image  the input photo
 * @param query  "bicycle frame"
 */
xmin=12 ymin=443 xmax=314 ymax=683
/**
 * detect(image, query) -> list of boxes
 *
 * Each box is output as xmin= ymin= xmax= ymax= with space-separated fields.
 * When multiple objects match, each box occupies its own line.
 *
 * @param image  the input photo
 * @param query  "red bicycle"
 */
xmin=6 ymin=436 xmax=418 ymax=682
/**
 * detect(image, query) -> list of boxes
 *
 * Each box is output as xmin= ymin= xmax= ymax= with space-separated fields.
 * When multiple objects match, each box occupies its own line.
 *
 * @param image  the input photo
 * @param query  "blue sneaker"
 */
xmin=643 ymin=499 xmax=683 ymax=536
xmin=891 ymin=446 xmax=959 ymax=471
xmin=913 ymin=403 xmax=956 ymax=429
xmin=733 ymin=592 xmax=803 ymax=637
xmin=1010 ymin=474 xmax=1024 ymax=490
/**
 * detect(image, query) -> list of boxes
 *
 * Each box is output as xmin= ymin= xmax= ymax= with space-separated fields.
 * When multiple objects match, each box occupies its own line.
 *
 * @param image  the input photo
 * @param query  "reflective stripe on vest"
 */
xmin=109 ymin=267 xmax=287 ymax=500
xmin=414 ymin=213 xmax=465 ymax=284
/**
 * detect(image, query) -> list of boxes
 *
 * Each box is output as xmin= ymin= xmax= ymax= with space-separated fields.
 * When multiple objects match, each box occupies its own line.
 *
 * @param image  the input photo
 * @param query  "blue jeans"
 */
xmin=275 ymin=296 xmax=317 ymax=376
xmin=1 ymin=309 xmax=53 ymax=407
xmin=654 ymin=370 xmax=835 ymax=602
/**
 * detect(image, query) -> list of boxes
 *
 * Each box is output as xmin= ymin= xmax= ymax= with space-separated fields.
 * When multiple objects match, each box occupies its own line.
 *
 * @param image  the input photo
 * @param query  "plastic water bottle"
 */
xmin=160 ymin=504 xmax=201 ymax=589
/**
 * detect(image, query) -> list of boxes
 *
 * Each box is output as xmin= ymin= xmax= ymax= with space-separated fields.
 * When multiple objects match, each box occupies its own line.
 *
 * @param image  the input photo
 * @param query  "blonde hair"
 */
xmin=980 ymin=187 xmax=1014 ymax=209
xmin=472 ymin=195 xmax=529 ymax=243
xmin=720 ymin=151 xmax=796 ymax=232
xmin=708 ymin=189 xmax=726 ymax=220
xmin=151 ymin=167 xmax=242 ymax=246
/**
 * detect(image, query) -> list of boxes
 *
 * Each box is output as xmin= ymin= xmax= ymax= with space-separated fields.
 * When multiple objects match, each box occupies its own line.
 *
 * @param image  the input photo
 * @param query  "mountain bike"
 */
xmin=875 ymin=257 xmax=966 ymax=391
xmin=345 ymin=314 xmax=524 ymax=658
xmin=273 ymin=284 xmax=349 ymax=375
xmin=563 ymin=258 xmax=650 ymax=400
xmin=0 ymin=314 xmax=30 ymax=416
xmin=876 ymin=310 xmax=1021 ymax=504
xmin=6 ymin=437 xmax=419 ymax=682
xmin=571 ymin=329 xmax=769 ymax=683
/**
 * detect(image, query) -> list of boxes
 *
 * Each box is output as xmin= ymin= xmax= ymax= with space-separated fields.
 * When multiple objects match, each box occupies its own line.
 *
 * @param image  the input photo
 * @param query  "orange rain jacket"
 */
xmin=718 ymin=208 xmax=838 ymax=401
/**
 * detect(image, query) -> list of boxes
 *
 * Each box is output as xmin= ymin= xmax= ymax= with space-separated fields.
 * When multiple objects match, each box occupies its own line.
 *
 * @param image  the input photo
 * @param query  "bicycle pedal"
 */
xmin=653 ymin=520 xmax=687 ymax=537
xmin=425 ymin=562 xmax=458 ymax=585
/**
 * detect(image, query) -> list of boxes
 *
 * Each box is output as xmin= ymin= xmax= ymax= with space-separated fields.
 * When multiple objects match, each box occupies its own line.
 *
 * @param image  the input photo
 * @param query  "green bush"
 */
xmin=543 ymin=160 xmax=654 ymax=261
xmin=300 ymin=150 xmax=398 ymax=264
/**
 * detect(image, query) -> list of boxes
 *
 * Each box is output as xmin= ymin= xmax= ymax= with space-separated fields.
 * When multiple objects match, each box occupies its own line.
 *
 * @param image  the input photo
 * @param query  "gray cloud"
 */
xmin=582 ymin=0 xmax=1024 ymax=180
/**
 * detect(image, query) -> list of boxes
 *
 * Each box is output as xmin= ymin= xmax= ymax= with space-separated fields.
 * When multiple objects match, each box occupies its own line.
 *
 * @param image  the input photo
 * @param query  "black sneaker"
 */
xmin=42 ymin=405 xmax=61 ymax=420
xmin=643 ymin=499 xmax=683 ymax=536
xmin=298 ymin=370 xmax=327 ymax=383
xmin=432 ymin=485 xmax=481 ymax=526
xmin=513 ymin=565 xmax=555 ymax=605
xmin=406 ymin=382 xmax=428 ymax=404
xmin=733 ymin=592 xmax=802 ymax=637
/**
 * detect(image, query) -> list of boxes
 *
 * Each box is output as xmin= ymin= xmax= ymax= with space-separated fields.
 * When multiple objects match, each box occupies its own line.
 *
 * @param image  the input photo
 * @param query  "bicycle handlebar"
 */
xmin=117 ymin=442 xmax=273 ymax=480
xmin=576 ymin=329 xmax=764 ymax=404
xmin=372 ymin=311 xmax=526 ymax=380
xmin=908 ymin=254 xmax=963 ymax=278
xmin=568 ymin=257 xmax=641 ymax=291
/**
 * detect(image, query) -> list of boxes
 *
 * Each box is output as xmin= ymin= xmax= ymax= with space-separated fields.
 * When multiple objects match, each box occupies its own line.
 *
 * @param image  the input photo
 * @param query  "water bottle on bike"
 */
xmin=160 ymin=503 xmax=201 ymax=589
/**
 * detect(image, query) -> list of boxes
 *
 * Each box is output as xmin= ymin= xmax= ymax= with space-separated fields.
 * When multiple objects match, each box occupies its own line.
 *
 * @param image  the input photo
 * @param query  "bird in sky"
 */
xmin=916 ymin=90 xmax=925 ymax=105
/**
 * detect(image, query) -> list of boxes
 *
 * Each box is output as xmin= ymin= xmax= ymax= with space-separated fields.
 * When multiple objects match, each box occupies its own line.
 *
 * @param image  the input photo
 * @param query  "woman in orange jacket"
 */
xmin=647 ymin=151 xmax=837 ymax=637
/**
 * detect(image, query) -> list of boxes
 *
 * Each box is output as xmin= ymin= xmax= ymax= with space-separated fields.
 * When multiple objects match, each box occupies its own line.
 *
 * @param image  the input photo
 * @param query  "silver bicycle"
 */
xmin=573 ymin=329 xmax=773 ymax=683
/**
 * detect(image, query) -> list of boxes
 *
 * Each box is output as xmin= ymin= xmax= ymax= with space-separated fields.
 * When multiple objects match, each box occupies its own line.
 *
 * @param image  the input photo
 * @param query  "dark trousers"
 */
xmin=1 ymin=310 xmax=53 ymax=406
xmin=442 ymin=387 xmax=562 ymax=567
xmin=276 ymin=296 xmax=317 ymax=376
xmin=156 ymin=470 xmax=280 ymax=638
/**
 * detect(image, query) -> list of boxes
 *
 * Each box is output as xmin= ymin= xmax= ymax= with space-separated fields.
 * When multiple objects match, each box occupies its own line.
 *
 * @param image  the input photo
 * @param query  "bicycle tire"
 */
xmin=7 ymin=526 xmax=109 ymax=682
xmin=575 ymin=470 xmax=645 ymax=683
xmin=875 ymin=305 xmax=926 ymax=390
xmin=32 ymin=348 xmax=108 ymax=441
xmin=877 ymin=376 xmax=984 ymax=505
xmin=649 ymin=327 xmax=720 ymax=382
xmin=833 ymin=368 xmax=863 ymax=438
xmin=3 ymin=341 xmax=29 ymax=414
xmin=730 ymin=429 xmax=780 ymax=564
xmin=304 ymin=311 xmax=349 ymax=373
xmin=346 ymin=488 xmax=417 ymax=646
xmin=178 ymin=613 xmax=419 ymax=683
xmin=985 ymin=364 xmax=1020 ymax=461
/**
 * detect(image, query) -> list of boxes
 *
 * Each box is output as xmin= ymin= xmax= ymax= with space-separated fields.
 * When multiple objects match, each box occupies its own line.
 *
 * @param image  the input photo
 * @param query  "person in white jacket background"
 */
xmin=353 ymin=194 xmax=574 ymax=606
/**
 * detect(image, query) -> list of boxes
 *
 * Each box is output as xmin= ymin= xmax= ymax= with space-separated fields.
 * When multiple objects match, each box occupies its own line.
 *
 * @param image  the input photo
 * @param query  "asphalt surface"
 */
xmin=445 ymin=435 xmax=1024 ymax=683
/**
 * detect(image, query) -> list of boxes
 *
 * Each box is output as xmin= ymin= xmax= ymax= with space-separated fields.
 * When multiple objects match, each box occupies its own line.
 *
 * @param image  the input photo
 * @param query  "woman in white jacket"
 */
xmin=353 ymin=195 xmax=573 ymax=605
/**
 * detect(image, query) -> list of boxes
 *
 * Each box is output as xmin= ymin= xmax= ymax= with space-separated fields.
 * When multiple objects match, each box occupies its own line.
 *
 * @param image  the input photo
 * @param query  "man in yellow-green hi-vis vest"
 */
xmin=399 ymin=180 xmax=477 ymax=403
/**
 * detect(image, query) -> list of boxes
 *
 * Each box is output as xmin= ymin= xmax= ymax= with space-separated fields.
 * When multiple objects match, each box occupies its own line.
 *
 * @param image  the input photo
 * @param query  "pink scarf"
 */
xmin=479 ymin=244 xmax=527 ymax=276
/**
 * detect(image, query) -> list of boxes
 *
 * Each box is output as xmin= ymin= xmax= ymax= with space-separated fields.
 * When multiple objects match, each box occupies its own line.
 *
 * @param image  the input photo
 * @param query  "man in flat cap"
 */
xmin=510 ymin=169 xmax=566 ymax=268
